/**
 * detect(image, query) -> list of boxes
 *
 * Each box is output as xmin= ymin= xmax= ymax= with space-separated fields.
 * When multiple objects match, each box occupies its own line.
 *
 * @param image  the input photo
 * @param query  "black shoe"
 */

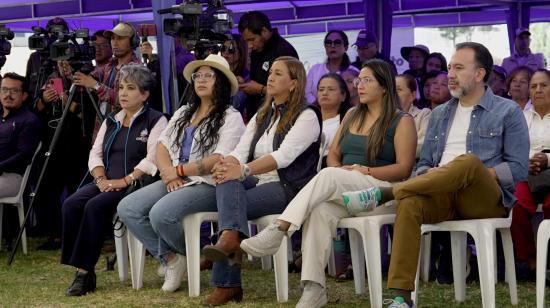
xmin=66 ymin=271 xmax=96 ymax=296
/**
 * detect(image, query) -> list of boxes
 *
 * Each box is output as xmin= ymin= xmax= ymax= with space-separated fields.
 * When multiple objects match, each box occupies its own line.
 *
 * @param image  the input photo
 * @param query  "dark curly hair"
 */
xmin=171 ymin=67 xmax=232 ymax=157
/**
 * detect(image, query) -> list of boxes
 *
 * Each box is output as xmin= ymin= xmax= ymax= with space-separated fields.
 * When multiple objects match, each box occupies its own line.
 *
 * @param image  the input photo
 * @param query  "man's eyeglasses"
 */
xmin=352 ymin=77 xmax=375 ymax=87
xmin=191 ymin=72 xmax=216 ymax=81
xmin=0 ymin=87 xmax=22 ymax=94
xmin=221 ymin=45 xmax=236 ymax=54
xmin=324 ymin=39 xmax=343 ymax=47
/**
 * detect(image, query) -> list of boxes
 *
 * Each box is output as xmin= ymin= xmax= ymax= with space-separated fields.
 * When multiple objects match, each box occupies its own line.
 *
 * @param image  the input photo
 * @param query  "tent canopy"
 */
xmin=0 ymin=0 xmax=549 ymax=35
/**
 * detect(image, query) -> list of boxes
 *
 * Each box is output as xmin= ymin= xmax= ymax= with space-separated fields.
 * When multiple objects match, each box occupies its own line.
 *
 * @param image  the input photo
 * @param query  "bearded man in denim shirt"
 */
xmin=347 ymin=42 xmax=529 ymax=308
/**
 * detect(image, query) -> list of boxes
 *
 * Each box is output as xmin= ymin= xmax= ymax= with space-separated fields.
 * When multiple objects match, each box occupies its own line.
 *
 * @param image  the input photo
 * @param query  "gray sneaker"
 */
xmin=296 ymin=281 xmax=327 ymax=308
xmin=240 ymin=223 xmax=286 ymax=257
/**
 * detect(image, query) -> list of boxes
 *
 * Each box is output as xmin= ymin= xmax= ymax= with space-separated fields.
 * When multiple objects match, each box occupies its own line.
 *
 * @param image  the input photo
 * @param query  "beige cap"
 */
xmin=104 ymin=23 xmax=135 ymax=38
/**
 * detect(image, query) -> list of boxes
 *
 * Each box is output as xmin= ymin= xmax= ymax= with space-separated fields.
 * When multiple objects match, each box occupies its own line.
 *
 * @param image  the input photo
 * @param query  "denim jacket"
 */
xmin=417 ymin=87 xmax=529 ymax=208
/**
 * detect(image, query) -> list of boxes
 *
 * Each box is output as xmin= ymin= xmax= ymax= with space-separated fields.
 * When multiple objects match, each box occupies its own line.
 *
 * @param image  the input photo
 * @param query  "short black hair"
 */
xmin=455 ymin=42 xmax=493 ymax=83
xmin=238 ymin=11 xmax=272 ymax=35
xmin=92 ymin=30 xmax=107 ymax=39
xmin=2 ymin=72 xmax=27 ymax=91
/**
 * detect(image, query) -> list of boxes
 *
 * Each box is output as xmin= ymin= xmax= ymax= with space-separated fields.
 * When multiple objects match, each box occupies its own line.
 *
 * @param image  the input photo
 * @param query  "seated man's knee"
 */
xmin=455 ymin=153 xmax=483 ymax=170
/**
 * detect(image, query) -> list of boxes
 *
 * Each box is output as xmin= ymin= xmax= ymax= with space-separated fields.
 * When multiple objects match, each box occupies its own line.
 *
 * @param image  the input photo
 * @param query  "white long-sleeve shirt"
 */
xmin=229 ymin=106 xmax=320 ymax=185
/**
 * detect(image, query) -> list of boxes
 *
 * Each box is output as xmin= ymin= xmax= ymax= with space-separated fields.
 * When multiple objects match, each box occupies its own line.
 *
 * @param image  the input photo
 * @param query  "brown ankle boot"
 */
xmin=202 ymin=287 xmax=243 ymax=306
xmin=202 ymin=230 xmax=242 ymax=265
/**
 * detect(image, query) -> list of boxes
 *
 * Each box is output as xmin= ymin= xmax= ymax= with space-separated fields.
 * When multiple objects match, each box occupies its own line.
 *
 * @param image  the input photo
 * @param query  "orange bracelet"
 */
xmin=176 ymin=165 xmax=185 ymax=177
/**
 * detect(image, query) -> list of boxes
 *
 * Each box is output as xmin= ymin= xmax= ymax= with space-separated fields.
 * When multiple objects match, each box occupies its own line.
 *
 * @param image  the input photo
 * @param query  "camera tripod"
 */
xmin=8 ymin=83 xmax=104 ymax=265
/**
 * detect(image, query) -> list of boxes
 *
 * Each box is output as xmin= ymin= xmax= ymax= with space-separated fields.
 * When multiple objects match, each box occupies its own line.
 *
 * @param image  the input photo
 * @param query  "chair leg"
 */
xmin=184 ymin=215 xmax=203 ymax=297
xmin=499 ymin=228 xmax=517 ymax=305
xmin=475 ymin=227 xmax=497 ymax=308
xmin=413 ymin=232 xmax=424 ymax=307
xmin=114 ymin=227 xmax=129 ymax=282
xmin=16 ymin=203 xmax=27 ymax=255
xmin=328 ymin=243 xmax=337 ymax=277
xmin=347 ymin=228 xmax=365 ymax=295
xmin=127 ymin=231 xmax=145 ymax=289
xmin=449 ymin=231 xmax=467 ymax=302
xmin=536 ymin=222 xmax=550 ymax=308
xmin=273 ymin=235 xmax=289 ymax=302
xmin=0 ymin=204 xmax=3 ymax=252
xmin=363 ymin=222 xmax=384 ymax=308
xmin=421 ymin=232 xmax=432 ymax=282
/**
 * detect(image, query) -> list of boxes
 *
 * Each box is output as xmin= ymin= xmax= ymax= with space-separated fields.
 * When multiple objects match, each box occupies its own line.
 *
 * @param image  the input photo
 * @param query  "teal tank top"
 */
xmin=340 ymin=111 xmax=405 ymax=167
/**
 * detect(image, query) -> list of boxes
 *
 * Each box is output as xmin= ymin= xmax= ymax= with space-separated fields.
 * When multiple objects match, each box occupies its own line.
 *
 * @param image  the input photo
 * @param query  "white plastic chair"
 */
xmin=536 ymin=219 xmax=550 ymax=308
xmin=330 ymin=214 xmax=396 ymax=308
xmin=0 ymin=143 xmax=41 ymax=255
xmin=183 ymin=211 xmax=219 ymax=296
xmin=413 ymin=211 xmax=518 ymax=308
xmin=113 ymin=215 xmax=129 ymax=282
xmin=127 ymin=211 xmax=289 ymax=302
xmin=249 ymin=214 xmax=289 ymax=302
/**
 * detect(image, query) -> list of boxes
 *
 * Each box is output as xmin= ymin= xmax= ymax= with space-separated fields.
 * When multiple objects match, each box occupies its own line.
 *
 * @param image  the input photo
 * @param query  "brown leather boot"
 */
xmin=201 ymin=287 xmax=243 ymax=306
xmin=202 ymin=230 xmax=242 ymax=265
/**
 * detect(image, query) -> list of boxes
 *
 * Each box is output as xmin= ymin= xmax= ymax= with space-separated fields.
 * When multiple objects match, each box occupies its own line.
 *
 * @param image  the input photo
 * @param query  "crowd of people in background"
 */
xmin=0 ymin=9 xmax=549 ymax=308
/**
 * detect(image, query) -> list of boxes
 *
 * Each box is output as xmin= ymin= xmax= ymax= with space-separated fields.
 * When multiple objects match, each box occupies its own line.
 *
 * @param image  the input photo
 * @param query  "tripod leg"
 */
xmin=8 ymin=84 xmax=80 ymax=266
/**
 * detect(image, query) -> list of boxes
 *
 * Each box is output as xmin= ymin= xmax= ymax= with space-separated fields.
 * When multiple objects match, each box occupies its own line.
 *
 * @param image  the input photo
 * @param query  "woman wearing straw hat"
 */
xmin=117 ymin=54 xmax=245 ymax=293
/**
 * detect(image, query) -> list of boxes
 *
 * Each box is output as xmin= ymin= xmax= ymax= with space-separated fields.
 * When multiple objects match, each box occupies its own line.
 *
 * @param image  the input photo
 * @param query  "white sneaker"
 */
xmin=157 ymin=264 xmax=166 ymax=278
xmin=240 ymin=223 xmax=286 ymax=257
xmin=342 ymin=187 xmax=381 ymax=216
xmin=161 ymin=254 xmax=187 ymax=292
xmin=296 ymin=281 xmax=327 ymax=308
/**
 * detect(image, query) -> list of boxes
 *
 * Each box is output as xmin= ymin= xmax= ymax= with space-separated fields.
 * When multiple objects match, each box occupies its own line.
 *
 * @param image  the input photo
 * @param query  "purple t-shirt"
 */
xmin=179 ymin=126 xmax=197 ymax=163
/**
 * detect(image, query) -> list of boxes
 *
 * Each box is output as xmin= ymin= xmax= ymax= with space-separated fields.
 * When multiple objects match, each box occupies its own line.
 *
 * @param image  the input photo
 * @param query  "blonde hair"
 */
xmin=255 ymin=56 xmax=307 ymax=133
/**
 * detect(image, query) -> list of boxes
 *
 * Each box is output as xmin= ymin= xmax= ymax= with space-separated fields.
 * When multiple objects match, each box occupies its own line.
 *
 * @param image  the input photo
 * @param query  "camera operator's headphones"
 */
xmin=124 ymin=22 xmax=141 ymax=50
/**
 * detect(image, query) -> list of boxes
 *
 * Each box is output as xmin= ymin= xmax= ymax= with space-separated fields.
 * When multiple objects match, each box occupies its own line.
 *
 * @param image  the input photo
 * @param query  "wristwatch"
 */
xmin=93 ymin=82 xmax=101 ymax=91
xmin=240 ymin=164 xmax=251 ymax=181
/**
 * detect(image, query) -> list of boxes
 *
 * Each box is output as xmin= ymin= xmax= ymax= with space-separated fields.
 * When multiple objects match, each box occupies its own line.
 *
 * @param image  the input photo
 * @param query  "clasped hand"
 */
xmin=530 ymin=152 xmax=549 ymax=175
xmin=211 ymin=157 xmax=242 ymax=185
xmin=97 ymin=179 xmax=127 ymax=192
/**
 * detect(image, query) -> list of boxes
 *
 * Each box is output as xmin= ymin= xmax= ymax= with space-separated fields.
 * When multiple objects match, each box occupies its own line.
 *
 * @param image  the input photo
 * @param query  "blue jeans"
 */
xmin=211 ymin=179 xmax=287 ymax=287
xmin=117 ymin=180 xmax=216 ymax=263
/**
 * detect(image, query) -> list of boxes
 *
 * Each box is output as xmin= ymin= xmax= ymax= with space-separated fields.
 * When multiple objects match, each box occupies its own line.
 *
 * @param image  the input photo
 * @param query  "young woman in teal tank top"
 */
xmin=240 ymin=59 xmax=417 ymax=307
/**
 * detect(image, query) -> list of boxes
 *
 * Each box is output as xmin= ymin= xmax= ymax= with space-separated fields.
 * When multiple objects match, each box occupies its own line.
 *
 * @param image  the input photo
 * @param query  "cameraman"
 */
xmin=237 ymin=11 xmax=298 ymax=120
xmin=92 ymin=30 xmax=112 ymax=69
xmin=71 ymin=22 xmax=141 ymax=121
xmin=25 ymin=17 xmax=69 ymax=101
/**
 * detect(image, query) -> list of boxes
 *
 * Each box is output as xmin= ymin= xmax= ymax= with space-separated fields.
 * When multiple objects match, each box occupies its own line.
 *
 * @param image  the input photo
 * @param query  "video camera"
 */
xmin=28 ymin=25 xmax=66 ymax=52
xmin=158 ymin=0 xmax=233 ymax=59
xmin=29 ymin=26 xmax=95 ymax=74
xmin=50 ymin=29 xmax=95 ymax=74
xmin=0 ymin=25 xmax=14 ymax=56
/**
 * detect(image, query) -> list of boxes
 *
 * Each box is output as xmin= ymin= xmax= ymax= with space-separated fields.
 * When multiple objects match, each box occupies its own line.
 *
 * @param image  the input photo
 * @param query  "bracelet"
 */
xmin=123 ymin=176 xmax=129 ymax=186
xmin=176 ymin=164 xmax=185 ymax=177
xmin=366 ymin=167 xmax=371 ymax=175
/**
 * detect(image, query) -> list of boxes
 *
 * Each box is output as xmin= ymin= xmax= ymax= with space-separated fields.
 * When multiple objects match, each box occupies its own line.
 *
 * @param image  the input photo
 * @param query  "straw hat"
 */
xmin=183 ymin=54 xmax=239 ymax=96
